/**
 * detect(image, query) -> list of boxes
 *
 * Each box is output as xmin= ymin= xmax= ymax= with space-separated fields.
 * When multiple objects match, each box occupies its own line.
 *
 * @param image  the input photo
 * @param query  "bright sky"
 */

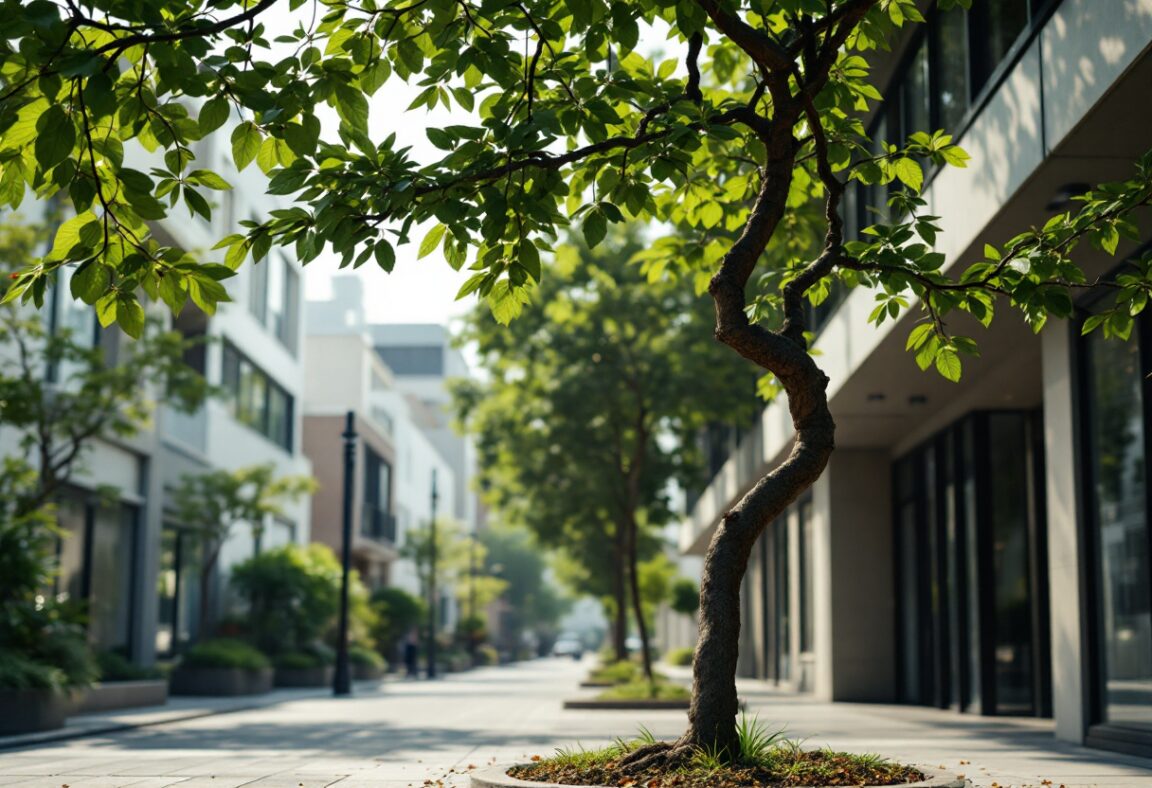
xmin=301 ymin=81 xmax=476 ymax=326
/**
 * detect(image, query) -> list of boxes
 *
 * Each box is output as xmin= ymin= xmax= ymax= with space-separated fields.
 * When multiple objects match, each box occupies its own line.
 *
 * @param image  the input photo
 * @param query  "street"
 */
xmin=1 ymin=658 xmax=1151 ymax=788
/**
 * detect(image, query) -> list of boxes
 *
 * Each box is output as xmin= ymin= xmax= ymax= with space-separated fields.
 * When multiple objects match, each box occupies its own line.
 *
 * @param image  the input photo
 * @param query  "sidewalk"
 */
xmin=0 ymin=659 xmax=1148 ymax=787
xmin=0 ymin=681 xmax=386 ymax=751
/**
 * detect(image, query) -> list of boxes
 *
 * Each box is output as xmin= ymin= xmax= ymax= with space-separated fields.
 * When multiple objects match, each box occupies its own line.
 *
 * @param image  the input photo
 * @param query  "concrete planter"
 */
xmin=274 ymin=665 xmax=334 ymax=688
xmin=562 ymin=697 xmax=691 ymax=710
xmin=352 ymin=663 xmax=385 ymax=681
xmin=0 ymin=688 xmax=71 ymax=734
xmin=170 ymin=667 xmax=273 ymax=696
xmin=470 ymin=764 xmax=968 ymax=788
xmin=77 ymin=680 xmax=169 ymax=714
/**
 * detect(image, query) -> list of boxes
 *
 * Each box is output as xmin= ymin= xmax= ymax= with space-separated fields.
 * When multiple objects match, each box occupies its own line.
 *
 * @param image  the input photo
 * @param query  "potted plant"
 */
xmin=78 ymin=650 xmax=169 ymax=714
xmin=0 ymin=463 xmax=97 ymax=734
xmin=169 ymin=638 xmax=272 ymax=696
xmin=273 ymin=644 xmax=334 ymax=688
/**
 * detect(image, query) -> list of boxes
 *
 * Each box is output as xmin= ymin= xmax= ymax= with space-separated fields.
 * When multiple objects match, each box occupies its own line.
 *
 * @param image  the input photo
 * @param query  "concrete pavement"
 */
xmin=0 ymin=657 xmax=1149 ymax=788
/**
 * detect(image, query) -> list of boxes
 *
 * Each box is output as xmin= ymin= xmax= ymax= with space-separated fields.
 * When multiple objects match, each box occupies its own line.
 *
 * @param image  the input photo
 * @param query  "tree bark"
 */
xmin=624 ymin=512 xmax=654 ymax=682
xmin=611 ymin=524 xmax=629 ymax=662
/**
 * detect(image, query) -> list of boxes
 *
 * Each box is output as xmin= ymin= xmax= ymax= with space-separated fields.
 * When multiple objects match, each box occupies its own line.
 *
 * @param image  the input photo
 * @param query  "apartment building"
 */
xmin=304 ymin=280 xmax=462 ymax=627
xmin=675 ymin=0 xmax=1152 ymax=758
xmin=0 ymin=131 xmax=313 ymax=665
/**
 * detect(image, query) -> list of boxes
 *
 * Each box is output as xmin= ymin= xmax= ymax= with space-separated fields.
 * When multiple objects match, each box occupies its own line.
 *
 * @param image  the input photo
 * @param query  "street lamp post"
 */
xmin=426 ymin=468 xmax=439 ymax=679
xmin=333 ymin=411 xmax=357 ymax=696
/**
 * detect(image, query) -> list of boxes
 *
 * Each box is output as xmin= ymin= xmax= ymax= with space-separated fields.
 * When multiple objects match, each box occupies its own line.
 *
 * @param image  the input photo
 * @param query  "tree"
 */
xmin=454 ymin=227 xmax=757 ymax=679
xmin=168 ymin=463 xmax=315 ymax=639
xmin=481 ymin=524 xmax=570 ymax=654
xmin=670 ymin=577 xmax=700 ymax=618
xmin=3 ymin=0 xmax=1151 ymax=762
xmin=400 ymin=517 xmax=507 ymax=635
xmin=0 ymin=215 xmax=211 ymax=518
xmin=369 ymin=586 xmax=425 ymax=663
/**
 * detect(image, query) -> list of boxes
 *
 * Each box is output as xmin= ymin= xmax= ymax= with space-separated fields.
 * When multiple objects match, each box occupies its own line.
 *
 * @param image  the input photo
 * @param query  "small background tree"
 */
xmin=168 ymin=464 xmax=315 ymax=641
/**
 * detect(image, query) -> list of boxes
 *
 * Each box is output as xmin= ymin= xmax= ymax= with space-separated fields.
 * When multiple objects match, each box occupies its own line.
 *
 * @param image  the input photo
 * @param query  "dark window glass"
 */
xmin=971 ymin=0 xmax=1030 ymax=93
xmin=375 ymin=345 xmax=444 ymax=376
xmin=936 ymin=6 xmax=971 ymax=131
xmin=901 ymin=38 xmax=930 ymax=141
xmin=799 ymin=500 xmax=814 ymax=653
xmin=960 ymin=419 xmax=982 ymax=713
xmin=221 ymin=342 xmax=294 ymax=451
xmin=88 ymin=504 xmax=136 ymax=652
xmin=1086 ymin=330 xmax=1152 ymax=732
xmin=774 ymin=518 xmax=791 ymax=682
xmin=155 ymin=527 xmax=203 ymax=655
xmin=988 ymin=413 xmax=1035 ymax=714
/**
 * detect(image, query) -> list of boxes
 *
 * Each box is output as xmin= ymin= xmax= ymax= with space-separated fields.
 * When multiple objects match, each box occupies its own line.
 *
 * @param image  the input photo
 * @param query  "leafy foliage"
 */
xmin=369 ymin=585 xmax=425 ymax=660
xmin=670 ymin=578 xmax=700 ymax=617
xmin=229 ymin=543 xmax=350 ymax=656
xmin=0 ymin=460 xmax=96 ymax=690
xmin=181 ymin=638 xmax=270 ymax=670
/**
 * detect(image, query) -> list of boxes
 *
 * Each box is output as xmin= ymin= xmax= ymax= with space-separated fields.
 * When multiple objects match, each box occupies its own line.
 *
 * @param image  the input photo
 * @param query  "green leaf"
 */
xmin=187 ymin=169 xmax=232 ymax=190
xmin=116 ymin=295 xmax=146 ymax=338
xmin=519 ymin=241 xmax=541 ymax=282
xmin=375 ymin=240 xmax=396 ymax=272
xmin=334 ymin=84 xmax=369 ymax=131
xmin=34 ymin=105 xmax=75 ymax=169
xmin=199 ymin=96 xmax=230 ymax=135
xmin=583 ymin=209 xmax=607 ymax=248
xmin=893 ymin=158 xmax=923 ymax=193
xmin=231 ymin=122 xmax=262 ymax=171
xmin=935 ymin=348 xmax=962 ymax=382
xmin=418 ymin=224 xmax=446 ymax=259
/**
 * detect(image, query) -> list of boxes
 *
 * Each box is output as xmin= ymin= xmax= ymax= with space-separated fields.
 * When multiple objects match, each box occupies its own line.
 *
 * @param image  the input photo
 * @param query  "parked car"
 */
xmin=552 ymin=637 xmax=584 ymax=660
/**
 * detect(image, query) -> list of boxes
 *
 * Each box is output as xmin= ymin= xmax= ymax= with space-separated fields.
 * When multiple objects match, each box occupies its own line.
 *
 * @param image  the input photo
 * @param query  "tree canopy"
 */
xmin=3 ymin=0 xmax=1152 ymax=764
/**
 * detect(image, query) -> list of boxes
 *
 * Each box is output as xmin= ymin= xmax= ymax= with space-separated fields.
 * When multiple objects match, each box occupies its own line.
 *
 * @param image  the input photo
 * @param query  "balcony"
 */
xmin=361 ymin=504 xmax=397 ymax=544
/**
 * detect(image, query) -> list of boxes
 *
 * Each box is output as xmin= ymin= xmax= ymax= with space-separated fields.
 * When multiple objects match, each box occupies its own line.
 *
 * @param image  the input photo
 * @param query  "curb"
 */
xmin=470 ymin=764 xmax=970 ymax=788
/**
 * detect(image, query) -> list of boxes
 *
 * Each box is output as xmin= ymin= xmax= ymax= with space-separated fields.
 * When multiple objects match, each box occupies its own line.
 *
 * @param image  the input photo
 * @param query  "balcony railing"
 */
xmin=361 ymin=504 xmax=397 ymax=544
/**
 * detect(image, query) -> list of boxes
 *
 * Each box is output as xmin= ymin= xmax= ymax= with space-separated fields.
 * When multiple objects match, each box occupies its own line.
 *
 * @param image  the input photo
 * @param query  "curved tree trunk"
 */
xmin=624 ymin=513 xmax=654 ymax=682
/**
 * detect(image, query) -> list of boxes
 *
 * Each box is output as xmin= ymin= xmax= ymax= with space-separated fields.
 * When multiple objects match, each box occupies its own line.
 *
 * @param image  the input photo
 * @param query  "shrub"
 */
xmin=369 ymin=586 xmax=425 ymax=660
xmin=474 ymin=644 xmax=500 ymax=666
xmin=0 ymin=470 xmax=96 ymax=690
xmin=230 ymin=544 xmax=342 ymax=657
xmin=590 ymin=661 xmax=641 ymax=684
xmin=348 ymin=645 xmax=386 ymax=669
xmin=666 ymin=647 xmax=694 ymax=667
xmin=599 ymin=680 xmax=690 ymax=701
xmin=274 ymin=651 xmax=326 ymax=670
xmin=181 ymin=639 xmax=269 ymax=670
xmin=97 ymin=650 xmax=162 ymax=681
xmin=670 ymin=579 xmax=699 ymax=617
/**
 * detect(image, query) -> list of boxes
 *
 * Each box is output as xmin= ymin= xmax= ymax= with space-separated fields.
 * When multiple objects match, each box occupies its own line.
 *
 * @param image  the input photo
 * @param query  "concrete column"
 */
xmin=824 ymin=450 xmax=895 ymax=702
xmin=812 ymin=470 xmax=834 ymax=701
xmin=1042 ymin=325 xmax=1088 ymax=743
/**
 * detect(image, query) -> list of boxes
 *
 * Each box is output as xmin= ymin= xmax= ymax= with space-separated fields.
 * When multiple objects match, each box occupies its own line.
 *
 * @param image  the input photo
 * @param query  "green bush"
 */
xmin=230 ymin=544 xmax=342 ymax=657
xmin=181 ymin=639 xmax=269 ymax=670
xmin=370 ymin=586 xmax=425 ymax=660
xmin=666 ymin=647 xmax=695 ymax=666
xmin=0 ymin=650 xmax=68 ymax=690
xmin=599 ymin=680 xmax=690 ymax=701
xmin=474 ymin=644 xmax=500 ymax=666
xmin=670 ymin=578 xmax=699 ymax=617
xmin=589 ymin=661 xmax=641 ymax=684
xmin=0 ymin=466 xmax=97 ymax=690
xmin=97 ymin=650 xmax=163 ymax=681
xmin=348 ymin=645 xmax=386 ymax=669
xmin=274 ymin=650 xmax=326 ymax=670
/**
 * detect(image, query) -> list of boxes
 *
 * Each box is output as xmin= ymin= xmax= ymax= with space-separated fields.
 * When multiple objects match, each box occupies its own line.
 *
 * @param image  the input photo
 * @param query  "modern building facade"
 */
xmin=675 ymin=0 xmax=1152 ymax=759
xmin=0 ymin=127 xmax=314 ymax=665
xmin=304 ymin=281 xmax=465 ymax=630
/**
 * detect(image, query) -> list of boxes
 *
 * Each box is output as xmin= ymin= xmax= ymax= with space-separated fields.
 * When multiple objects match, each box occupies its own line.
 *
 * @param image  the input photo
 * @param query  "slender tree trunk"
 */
xmin=624 ymin=512 xmax=654 ymax=682
xmin=612 ymin=524 xmax=628 ymax=662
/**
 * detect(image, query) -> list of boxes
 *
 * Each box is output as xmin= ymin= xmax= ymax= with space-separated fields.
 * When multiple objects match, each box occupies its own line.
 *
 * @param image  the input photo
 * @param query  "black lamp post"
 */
xmin=426 ymin=468 xmax=439 ymax=679
xmin=333 ymin=410 xmax=357 ymax=696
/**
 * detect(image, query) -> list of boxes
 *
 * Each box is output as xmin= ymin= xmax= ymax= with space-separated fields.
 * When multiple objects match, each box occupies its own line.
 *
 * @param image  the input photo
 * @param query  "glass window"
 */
xmin=221 ymin=342 xmax=294 ymax=451
xmin=901 ymin=38 xmax=930 ymax=141
xmin=799 ymin=500 xmax=814 ymax=653
xmin=88 ymin=504 xmax=136 ymax=652
xmin=935 ymin=6 xmax=971 ymax=131
xmin=249 ymin=260 xmax=268 ymax=325
xmin=1086 ymin=330 xmax=1152 ymax=733
xmin=974 ymin=0 xmax=1030 ymax=91
xmin=55 ymin=495 xmax=87 ymax=605
xmin=278 ymin=260 xmax=300 ymax=354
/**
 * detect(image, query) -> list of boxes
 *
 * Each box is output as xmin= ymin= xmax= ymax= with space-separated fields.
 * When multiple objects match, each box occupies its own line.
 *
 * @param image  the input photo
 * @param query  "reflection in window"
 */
xmin=936 ymin=7 xmax=970 ymax=132
xmin=1086 ymin=331 xmax=1152 ymax=732
xmin=222 ymin=342 xmax=294 ymax=451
